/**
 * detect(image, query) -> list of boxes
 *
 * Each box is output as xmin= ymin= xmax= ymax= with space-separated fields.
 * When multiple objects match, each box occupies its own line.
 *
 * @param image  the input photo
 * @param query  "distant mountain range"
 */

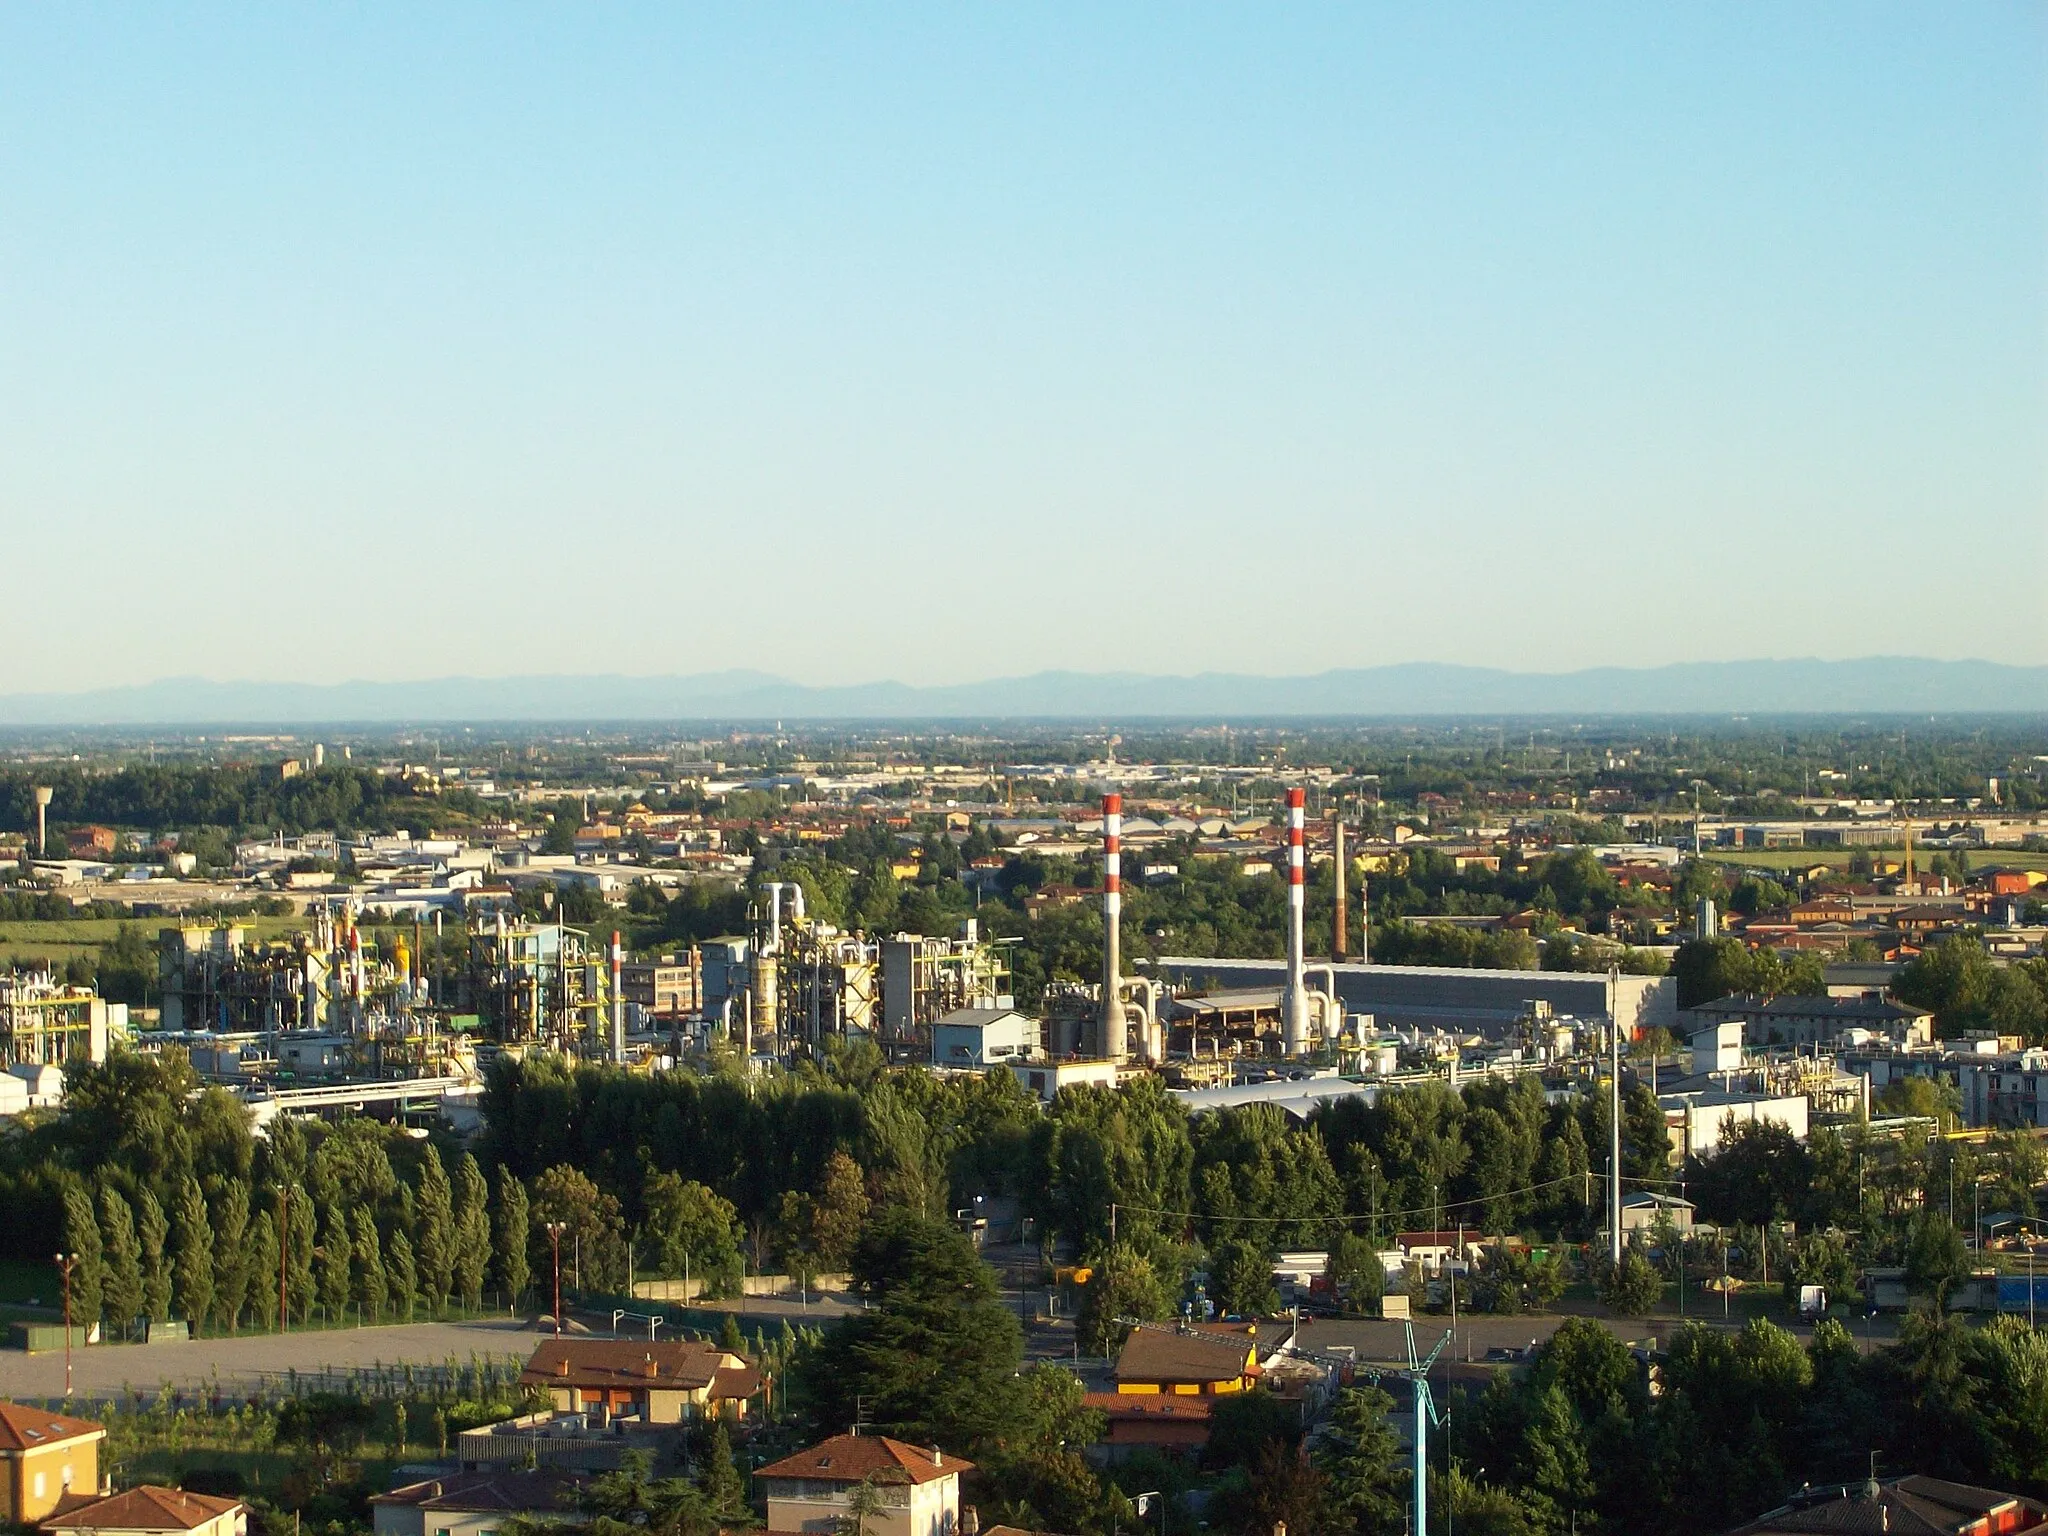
xmin=1 ymin=658 xmax=2044 ymax=725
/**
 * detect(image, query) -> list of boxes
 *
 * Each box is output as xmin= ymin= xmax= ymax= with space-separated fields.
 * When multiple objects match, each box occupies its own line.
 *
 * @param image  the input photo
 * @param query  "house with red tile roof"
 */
xmin=755 ymin=1434 xmax=972 ymax=1536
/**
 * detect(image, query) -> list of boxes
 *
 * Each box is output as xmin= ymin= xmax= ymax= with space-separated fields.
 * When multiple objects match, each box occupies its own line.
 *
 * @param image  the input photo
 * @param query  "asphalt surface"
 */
xmin=0 ymin=1318 xmax=550 ymax=1403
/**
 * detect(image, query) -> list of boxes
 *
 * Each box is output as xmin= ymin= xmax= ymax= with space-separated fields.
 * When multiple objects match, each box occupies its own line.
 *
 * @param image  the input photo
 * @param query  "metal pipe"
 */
xmin=1332 ymin=814 xmax=1347 ymax=961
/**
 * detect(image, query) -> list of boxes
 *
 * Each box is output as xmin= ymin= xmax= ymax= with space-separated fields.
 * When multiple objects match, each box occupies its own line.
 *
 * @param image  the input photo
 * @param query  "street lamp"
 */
xmin=53 ymin=1252 xmax=75 ymax=1398
xmin=545 ymin=1222 xmax=567 ymax=1336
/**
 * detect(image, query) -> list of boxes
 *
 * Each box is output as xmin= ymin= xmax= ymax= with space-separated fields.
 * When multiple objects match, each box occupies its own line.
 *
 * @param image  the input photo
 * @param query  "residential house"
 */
xmin=372 ymin=1468 xmax=585 ymax=1536
xmin=516 ymin=1339 xmax=761 ymax=1424
xmin=755 ymin=1434 xmax=972 ymax=1536
xmin=0 ymin=1403 xmax=106 ymax=1524
xmin=1112 ymin=1326 xmax=1260 ymax=1396
xmin=42 ymin=1486 xmax=244 ymax=1536
xmin=1720 ymin=1474 xmax=2048 ymax=1535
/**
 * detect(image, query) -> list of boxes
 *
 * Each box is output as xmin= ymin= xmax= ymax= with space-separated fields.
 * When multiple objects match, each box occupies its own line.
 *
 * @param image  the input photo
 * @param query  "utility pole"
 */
xmin=546 ymin=1222 xmax=567 ymax=1335
xmin=53 ymin=1252 xmax=75 ymax=1398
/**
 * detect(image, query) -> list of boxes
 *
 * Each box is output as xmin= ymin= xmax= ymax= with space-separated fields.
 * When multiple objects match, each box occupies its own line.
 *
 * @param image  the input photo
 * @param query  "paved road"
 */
xmin=0 ymin=1318 xmax=551 ymax=1403
xmin=1296 ymin=1304 xmax=1901 ymax=1368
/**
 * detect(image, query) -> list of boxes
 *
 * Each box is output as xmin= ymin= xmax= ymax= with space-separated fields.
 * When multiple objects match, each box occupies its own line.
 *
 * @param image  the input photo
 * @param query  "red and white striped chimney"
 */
xmin=610 ymin=930 xmax=625 ymax=1064
xmin=1282 ymin=787 xmax=1310 ymax=1055
xmin=1101 ymin=793 xmax=1124 ymax=1061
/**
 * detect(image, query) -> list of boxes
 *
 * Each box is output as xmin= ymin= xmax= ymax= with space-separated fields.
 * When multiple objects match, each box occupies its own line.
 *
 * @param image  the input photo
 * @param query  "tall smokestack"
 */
xmin=33 ymin=786 xmax=52 ymax=859
xmin=610 ymin=930 xmax=625 ymax=1064
xmin=1282 ymin=788 xmax=1310 ymax=1055
xmin=1331 ymin=815 xmax=1347 ymax=962
xmin=1100 ymin=793 xmax=1124 ymax=1061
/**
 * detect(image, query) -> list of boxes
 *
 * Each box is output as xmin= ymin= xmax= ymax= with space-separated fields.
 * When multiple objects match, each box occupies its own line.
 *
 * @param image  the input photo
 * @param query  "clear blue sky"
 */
xmin=2 ymin=5 xmax=2042 ymax=691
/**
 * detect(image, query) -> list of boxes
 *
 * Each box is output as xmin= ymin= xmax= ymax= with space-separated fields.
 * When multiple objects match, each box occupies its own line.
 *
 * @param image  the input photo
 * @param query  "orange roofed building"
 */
xmin=756 ymin=1434 xmax=973 ymax=1536
xmin=0 ymin=1403 xmax=106 ymax=1525
xmin=42 ymin=1485 xmax=244 ymax=1536
xmin=1112 ymin=1326 xmax=1260 ymax=1396
xmin=517 ymin=1338 xmax=761 ymax=1424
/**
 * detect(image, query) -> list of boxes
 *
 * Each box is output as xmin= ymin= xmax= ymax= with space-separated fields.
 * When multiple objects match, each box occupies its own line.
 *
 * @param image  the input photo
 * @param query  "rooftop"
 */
xmin=1113 ymin=1326 xmax=1259 ymax=1386
xmin=0 ymin=1402 xmax=105 ymax=1454
xmin=44 ymin=1486 xmax=240 ymax=1532
xmin=756 ymin=1434 xmax=972 ymax=1487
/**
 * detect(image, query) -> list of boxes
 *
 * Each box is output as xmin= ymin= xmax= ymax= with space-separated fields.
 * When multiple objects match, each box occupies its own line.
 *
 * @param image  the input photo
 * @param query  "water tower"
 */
xmin=32 ymin=786 xmax=52 ymax=857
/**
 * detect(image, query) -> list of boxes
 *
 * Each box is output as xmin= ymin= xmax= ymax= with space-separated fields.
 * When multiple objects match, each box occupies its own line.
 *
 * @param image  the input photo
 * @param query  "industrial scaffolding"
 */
xmin=0 ymin=971 xmax=111 ymax=1068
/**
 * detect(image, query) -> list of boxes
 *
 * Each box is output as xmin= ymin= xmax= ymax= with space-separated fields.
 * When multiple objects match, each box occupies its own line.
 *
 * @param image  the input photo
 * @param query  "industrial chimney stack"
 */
xmin=32 ymin=786 xmax=52 ymax=859
xmin=1281 ymin=788 xmax=1311 ymax=1055
xmin=1100 ymin=793 xmax=1124 ymax=1061
xmin=610 ymin=930 xmax=626 ymax=1064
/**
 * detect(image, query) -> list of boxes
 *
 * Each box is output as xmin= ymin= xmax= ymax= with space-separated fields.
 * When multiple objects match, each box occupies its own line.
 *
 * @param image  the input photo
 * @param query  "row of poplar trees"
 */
xmin=56 ymin=1144 xmax=534 ymax=1337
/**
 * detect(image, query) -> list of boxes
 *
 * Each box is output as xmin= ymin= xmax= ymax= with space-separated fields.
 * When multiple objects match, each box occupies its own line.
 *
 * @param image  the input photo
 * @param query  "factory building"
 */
xmin=0 ymin=971 xmax=117 ymax=1070
xmin=1150 ymin=956 xmax=1675 ymax=1045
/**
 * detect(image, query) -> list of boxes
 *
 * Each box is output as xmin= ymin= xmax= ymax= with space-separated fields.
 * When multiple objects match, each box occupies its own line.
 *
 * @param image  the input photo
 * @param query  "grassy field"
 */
xmin=1699 ymin=847 xmax=2048 ymax=874
xmin=0 ymin=916 xmax=304 ymax=969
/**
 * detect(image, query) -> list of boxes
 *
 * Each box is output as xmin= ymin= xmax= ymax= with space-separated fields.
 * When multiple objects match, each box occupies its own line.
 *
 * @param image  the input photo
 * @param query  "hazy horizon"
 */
xmin=4 ymin=6 xmax=2042 ymax=691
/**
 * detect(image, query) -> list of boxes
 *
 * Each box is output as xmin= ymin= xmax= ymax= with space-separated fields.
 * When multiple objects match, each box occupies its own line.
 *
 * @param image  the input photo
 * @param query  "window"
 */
xmin=62 ymin=1465 xmax=74 ymax=1488
xmin=33 ymin=1472 xmax=46 ymax=1499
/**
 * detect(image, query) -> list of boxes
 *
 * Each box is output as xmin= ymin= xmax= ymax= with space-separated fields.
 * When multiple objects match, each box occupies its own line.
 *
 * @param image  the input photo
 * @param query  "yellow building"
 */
xmin=1112 ymin=1327 xmax=1260 ymax=1397
xmin=0 ymin=1403 xmax=105 ymax=1524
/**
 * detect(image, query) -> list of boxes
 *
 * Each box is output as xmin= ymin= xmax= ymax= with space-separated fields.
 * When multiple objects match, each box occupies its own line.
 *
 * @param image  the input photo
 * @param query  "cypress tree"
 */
xmin=247 ymin=1209 xmax=281 ymax=1331
xmin=352 ymin=1207 xmax=387 ymax=1324
xmin=61 ymin=1183 xmax=105 ymax=1331
xmin=453 ymin=1154 xmax=490 ymax=1310
xmin=137 ymin=1187 xmax=173 ymax=1324
xmin=415 ymin=1150 xmax=455 ymax=1308
xmin=287 ymin=1186 xmax=318 ymax=1324
xmin=698 ymin=1418 xmax=746 ymax=1520
xmin=211 ymin=1179 xmax=252 ymax=1331
xmin=494 ymin=1166 xmax=530 ymax=1309
xmin=172 ymin=1177 xmax=214 ymax=1330
xmin=318 ymin=1206 xmax=352 ymax=1322
xmin=388 ymin=1228 xmax=419 ymax=1323
xmin=99 ymin=1186 xmax=144 ymax=1339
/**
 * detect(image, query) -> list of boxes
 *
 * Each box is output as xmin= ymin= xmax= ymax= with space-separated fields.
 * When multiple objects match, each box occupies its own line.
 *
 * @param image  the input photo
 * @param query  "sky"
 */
xmin=2 ymin=5 xmax=2043 ymax=693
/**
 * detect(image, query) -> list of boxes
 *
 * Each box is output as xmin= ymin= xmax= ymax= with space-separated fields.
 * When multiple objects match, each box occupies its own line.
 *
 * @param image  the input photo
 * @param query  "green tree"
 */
xmin=171 ymin=1177 xmax=215 ymax=1330
xmin=1076 ymin=1242 xmax=1172 ymax=1355
xmin=317 ymin=1206 xmax=352 ymax=1321
xmin=797 ymin=1207 xmax=1023 ymax=1454
xmin=1905 ymin=1210 xmax=1969 ymax=1303
xmin=529 ymin=1162 xmax=626 ymax=1296
xmin=644 ymin=1171 xmax=743 ymax=1297
xmin=414 ymin=1148 xmax=456 ymax=1307
xmin=387 ymin=1227 xmax=419 ymax=1323
xmin=61 ymin=1184 xmax=105 ymax=1330
xmin=1315 ymin=1384 xmax=1407 ymax=1535
xmin=1210 ymin=1238 xmax=1279 ymax=1318
xmin=494 ymin=1165 xmax=531 ymax=1308
xmin=1600 ymin=1244 xmax=1663 ymax=1317
xmin=453 ymin=1152 xmax=492 ymax=1308
xmin=247 ymin=1209 xmax=280 ymax=1330
xmin=137 ymin=1187 xmax=172 ymax=1323
xmin=210 ymin=1178 xmax=252 ymax=1330
xmin=1326 ymin=1230 xmax=1386 ymax=1316
xmin=351 ymin=1206 xmax=388 ymax=1323
xmin=287 ymin=1185 xmax=318 ymax=1323
xmin=694 ymin=1418 xmax=748 ymax=1526
xmin=100 ymin=1186 xmax=145 ymax=1337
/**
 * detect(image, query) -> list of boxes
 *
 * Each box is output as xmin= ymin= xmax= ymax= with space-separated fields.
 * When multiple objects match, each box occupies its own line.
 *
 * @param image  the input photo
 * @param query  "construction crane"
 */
xmin=1282 ymin=1322 xmax=1453 ymax=1536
